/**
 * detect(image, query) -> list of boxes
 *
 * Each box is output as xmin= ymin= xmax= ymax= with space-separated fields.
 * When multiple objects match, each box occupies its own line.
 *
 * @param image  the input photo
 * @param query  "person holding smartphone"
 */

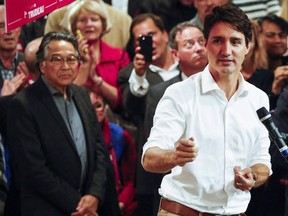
xmin=118 ymin=13 xmax=182 ymax=216
xmin=67 ymin=0 xmax=131 ymax=110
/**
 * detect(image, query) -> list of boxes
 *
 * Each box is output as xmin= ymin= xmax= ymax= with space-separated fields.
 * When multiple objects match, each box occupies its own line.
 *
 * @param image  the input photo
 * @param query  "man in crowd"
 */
xmin=258 ymin=15 xmax=288 ymax=109
xmin=5 ymin=32 xmax=112 ymax=216
xmin=0 ymin=4 xmax=28 ymax=88
xmin=143 ymin=21 xmax=208 ymax=216
xmin=118 ymin=13 xmax=181 ymax=216
xmin=142 ymin=5 xmax=271 ymax=216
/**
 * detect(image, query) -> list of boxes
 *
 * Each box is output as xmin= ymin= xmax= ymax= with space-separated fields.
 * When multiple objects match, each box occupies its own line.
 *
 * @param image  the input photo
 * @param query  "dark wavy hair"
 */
xmin=129 ymin=13 xmax=166 ymax=41
xmin=258 ymin=14 xmax=288 ymax=33
xmin=203 ymin=4 xmax=252 ymax=46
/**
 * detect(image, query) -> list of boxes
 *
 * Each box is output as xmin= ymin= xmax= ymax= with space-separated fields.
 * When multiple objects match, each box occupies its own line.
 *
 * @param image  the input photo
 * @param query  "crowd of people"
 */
xmin=0 ymin=0 xmax=287 ymax=216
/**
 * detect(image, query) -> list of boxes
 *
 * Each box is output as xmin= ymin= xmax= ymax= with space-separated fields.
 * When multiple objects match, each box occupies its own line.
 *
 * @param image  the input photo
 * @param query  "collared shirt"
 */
xmin=0 ymin=53 xmax=18 ymax=82
xmin=128 ymin=61 xmax=180 ymax=97
xmin=142 ymin=66 xmax=272 ymax=214
xmin=42 ymin=76 xmax=87 ymax=185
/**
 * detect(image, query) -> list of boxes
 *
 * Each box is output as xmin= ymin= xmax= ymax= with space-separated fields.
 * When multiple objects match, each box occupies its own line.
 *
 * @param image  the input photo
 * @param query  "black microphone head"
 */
xmin=256 ymin=107 xmax=270 ymax=122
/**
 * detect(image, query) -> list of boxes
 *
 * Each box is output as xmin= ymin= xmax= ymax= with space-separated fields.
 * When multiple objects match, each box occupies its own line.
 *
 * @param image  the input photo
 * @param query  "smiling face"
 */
xmin=206 ymin=22 xmax=249 ymax=76
xmin=261 ymin=20 xmax=287 ymax=57
xmin=75 ymin=9 xmax=104 ymax=42
xmin=40 ymin=40 xmax=79 ymax=93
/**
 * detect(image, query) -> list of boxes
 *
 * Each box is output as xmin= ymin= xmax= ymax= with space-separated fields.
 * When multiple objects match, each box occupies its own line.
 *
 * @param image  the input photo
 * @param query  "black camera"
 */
xmin=138 ymin=35 xmax=153 ymax=62
xmin=282 ymin=56 xmax=288 ymax=65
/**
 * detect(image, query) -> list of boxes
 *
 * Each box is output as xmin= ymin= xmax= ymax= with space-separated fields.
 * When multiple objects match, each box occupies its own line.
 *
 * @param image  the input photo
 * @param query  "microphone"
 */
xmin=256 ymin=107 xmax=288 ymax=158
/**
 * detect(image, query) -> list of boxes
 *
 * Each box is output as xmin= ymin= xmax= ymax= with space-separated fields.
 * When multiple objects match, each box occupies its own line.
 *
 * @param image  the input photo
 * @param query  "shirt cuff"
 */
xmin=128 ymin=69 xmax=149 ymax=97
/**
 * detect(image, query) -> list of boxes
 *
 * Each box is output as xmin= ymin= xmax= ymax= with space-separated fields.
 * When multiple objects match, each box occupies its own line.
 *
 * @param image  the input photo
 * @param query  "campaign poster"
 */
xmin=4 ymin=0 xmax=75 ymax=32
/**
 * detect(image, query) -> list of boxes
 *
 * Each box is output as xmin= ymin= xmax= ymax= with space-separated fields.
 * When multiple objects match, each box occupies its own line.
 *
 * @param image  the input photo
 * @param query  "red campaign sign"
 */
xmin=4 ymin=0 xmax=75 ymax=32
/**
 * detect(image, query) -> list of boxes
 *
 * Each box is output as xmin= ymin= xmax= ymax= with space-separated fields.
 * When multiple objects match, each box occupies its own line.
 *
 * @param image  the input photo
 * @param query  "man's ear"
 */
xmin=39 ymin=62 xmax=45 ymax=74
xmin=171 ymin=49 xmax=179 ymax=61
xmin=245 ymin=42 xmax=251 ymax=55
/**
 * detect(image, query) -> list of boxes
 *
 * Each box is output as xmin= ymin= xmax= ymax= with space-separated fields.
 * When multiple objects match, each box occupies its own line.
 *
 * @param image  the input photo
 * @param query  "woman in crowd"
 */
xmin=241 ymin=20 xmax=269 ymax=80
xmin=67 ymin=0 xmax=130 ymax=109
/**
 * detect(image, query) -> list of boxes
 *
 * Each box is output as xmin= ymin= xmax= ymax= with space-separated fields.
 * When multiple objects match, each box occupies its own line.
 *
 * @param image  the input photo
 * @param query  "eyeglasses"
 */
xmin=47 ymin=55 xmax=79 ymax=67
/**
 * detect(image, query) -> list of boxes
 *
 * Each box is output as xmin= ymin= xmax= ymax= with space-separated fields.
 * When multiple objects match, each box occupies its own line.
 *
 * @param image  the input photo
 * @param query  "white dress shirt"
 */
xmin=128 ymin=62 xmax=180 ymax=97
xmin=142 ymin=66 xmax=272 ymax=215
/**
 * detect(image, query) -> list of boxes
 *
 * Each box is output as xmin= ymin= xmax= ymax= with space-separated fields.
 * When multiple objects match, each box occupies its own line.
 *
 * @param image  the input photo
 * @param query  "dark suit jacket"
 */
xmin=118 ymin=63 xmax=167 ymax=125
xmin=0 ymin=95 xmax=13 ymax=203
xmin=118 ymin=63 xmax=182 ymax=196
xmin=0 ymin=95 xmax=13 ymax=135
xmin=246 ymin=87 xmax=288 ymax=216
xmin=5 ymin=78 xmax=109 ymax=216
xmin=144 ymin=74 xmax=182 ymax=138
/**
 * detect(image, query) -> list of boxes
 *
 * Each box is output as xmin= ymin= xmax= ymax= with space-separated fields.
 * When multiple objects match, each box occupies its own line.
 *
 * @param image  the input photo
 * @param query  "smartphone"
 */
xmin=283 ymin=56 xmax=288 ymax=66
xmin=76 ymin=29 xmax=88 ymax=54
xmin=138 ymin=35 xmax=153 ymax=62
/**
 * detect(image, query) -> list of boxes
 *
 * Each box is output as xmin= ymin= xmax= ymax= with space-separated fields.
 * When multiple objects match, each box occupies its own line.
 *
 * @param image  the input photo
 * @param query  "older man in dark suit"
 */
xmin=5 ymin=32 xmax=114 ymax=216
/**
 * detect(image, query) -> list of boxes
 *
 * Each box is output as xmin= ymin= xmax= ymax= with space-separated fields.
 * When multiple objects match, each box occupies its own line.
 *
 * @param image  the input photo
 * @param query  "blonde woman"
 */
xmin=241 ymin=21 xmax=269 ymax=80
xmin=67 ymin=0 xmax=130 ymax=109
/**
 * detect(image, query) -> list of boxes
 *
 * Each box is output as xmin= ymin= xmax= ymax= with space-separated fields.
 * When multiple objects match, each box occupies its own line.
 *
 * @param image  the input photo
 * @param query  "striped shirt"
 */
xmin=232 ymin=0 xmax=281 ymax=20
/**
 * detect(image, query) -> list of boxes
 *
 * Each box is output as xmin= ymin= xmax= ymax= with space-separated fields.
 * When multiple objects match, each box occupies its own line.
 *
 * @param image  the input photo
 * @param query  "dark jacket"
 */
xmin=144 ymin=74 xmax=182 ymax=138
xmin=5 ymin=78 xmax=109 ymax=216
xmin=0 ymin=95 xmax=13 ymax=203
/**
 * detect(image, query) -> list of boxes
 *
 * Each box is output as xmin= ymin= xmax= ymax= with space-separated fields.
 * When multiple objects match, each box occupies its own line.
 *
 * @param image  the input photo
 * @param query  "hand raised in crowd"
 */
xmin=76 ymin=30 xmax=90 ymax=63
xmin=16 ymin=62 xmax=29 ymax=78
xmin=16 ymin=62 xmax=29 ymax=89
xmin=233 ymin=166 xmax=255 ymax=191
xmin=133 ymin=46 xmax=150 ymax=77
xmin=1 ymin=71 xmax=27 ymax=96
xmin=71 ymin=195 xmax=99 ymax=216
xmin=175 ymin=137 xmax=198 ymax=167
xmin=272 ymin=65 xmax=288 ymax=95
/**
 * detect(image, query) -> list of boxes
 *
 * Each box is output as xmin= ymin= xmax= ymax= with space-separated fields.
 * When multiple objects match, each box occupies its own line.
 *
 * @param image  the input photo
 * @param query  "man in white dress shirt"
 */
xmin=142 ymin=4 xmax=272 ymax=216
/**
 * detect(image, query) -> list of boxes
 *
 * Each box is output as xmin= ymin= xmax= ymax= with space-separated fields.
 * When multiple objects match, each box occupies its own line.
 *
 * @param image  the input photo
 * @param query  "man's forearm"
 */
xmin=142 ymin=147 xmax=176 ymax=173
xmin=250 ymin=163 xmax=270 ymax=187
